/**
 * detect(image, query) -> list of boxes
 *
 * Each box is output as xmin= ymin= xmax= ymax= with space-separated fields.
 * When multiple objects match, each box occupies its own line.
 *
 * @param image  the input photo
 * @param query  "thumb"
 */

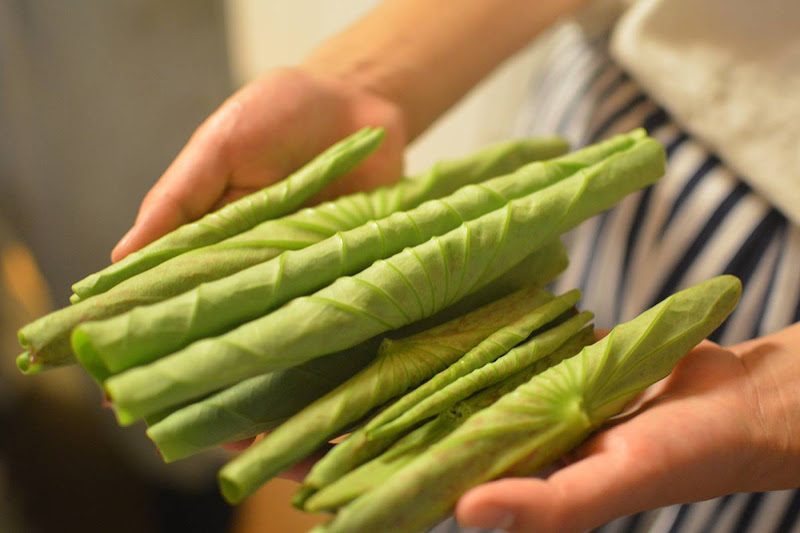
xmin=455 ymin=424 xmax=747 ymax=533
xmin=456 ymin=445 xmax=638 ymax=533
xmin=111 ymin=103 xmax=241 ymax=262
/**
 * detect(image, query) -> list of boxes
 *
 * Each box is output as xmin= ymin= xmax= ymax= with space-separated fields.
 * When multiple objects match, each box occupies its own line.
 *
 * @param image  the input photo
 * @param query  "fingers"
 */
xmin=278 ymin=444 xmax=332 ymax=483
xmin=111 ymin=103 xmax=239 ymax=261
xmin=457 ymin=444 xmax=640 ymax=533
xmin=456 ymin=396 xmax=750 ymax=532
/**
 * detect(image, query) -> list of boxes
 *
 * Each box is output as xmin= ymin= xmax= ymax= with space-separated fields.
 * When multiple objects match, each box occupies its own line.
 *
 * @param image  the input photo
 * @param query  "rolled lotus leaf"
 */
xmin=364 ymin=311 xmax=594 ymax=456
xmin=145 ymin=243 xmax=568 ymax=462
xmin=72 ymin=127 xmax=385 ymax=301
xmin=303 ymin=327 xmax=595 ymax=512
xmin=300 ymin=290 xmax=582 ymax=493
xmin=313 ymin=276 xmax=741 ymax=533
xmin=18 ymin=135 xmax=569 ymax=372
xmin=105 ymin=137 xmax=665 ymax=422
xmin=72 ymin=132 xmax=638 ymax=378
xmin=208 ymin=287 xmax=554 ymax=498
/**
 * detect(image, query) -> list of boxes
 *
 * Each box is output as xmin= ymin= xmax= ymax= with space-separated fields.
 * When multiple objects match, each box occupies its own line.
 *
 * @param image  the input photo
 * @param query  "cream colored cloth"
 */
xmin=609 ymin=0 xmax=800 ymax=225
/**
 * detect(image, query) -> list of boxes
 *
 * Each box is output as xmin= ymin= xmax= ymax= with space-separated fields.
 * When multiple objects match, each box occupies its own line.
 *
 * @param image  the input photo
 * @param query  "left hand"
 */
xmin=456 ymin=325 xmax=800 ymax=533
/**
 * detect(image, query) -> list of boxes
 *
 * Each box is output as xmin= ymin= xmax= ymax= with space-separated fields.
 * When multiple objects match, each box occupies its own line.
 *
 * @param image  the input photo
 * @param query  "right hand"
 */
xmin=112 ymin=66 xmax=407 ymax=262
xmin=457 ymin=330 xmax=800 ymax=532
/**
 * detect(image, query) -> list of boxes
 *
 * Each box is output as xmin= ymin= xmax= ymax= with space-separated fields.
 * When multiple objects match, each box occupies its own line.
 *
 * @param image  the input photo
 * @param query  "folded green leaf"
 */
xmin=314 ymin=275 xmax=741 ymax=533
xmin=72 ymin=132 xmax=634 ymax=378
xmin=105 ymin=137 xmax=665 ymax=422
xmin=145 ymin=243 xmax=567 ymax=462
xmin=210 ymin=286 xmax=554 ymax=500
xmin=303 ymin=327 xmax=595 ymax=513
xmin=72 ymin=127 xmax=385 ymax=301
xmin=365 ymin=310 xmax=594 ymax=450
xmin=148 ymin=339 xmax=381 ymax=459
xmin=19 ymin=136 xmax=568 ymax=372
xmin=366 ymin=290 xmax=581 ymax=431
xmin=15 ymin=352 xmax=44 ymax=375
xmin=301 ymin=290 xmax=582 ymax=493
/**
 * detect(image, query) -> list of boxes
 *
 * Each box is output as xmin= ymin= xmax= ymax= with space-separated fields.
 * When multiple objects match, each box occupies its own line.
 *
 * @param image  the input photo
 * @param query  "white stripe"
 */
xmin=556 ymin=117 xmax=677 ymax=308
xmin=601 ymin=100 xmax=658 ymax=139
xmin=650 ymin=122 xmax=681 ymax=145
xmin=597 ymin=515 xmax=636 ymax=533
xmin=580 ymin=80 xmax=640 ymax=144
xmin=709 ymin=494 xmax=751 ymax=533
xmin=649 ymin=505 xmax=683 ymax=533
xmin=578 ymin=99 xmax=660 ymax=319
xmin=562 ymin=64 xmax=624 ymax=146
xmin=622 ymin=144 xmax=727 ymax=319
xmin=536 ymin=45 xmax=603 ymax=133
xmin=680 ymin=498 xmax=723 ymax=533
xmin=748 ymin=490 xmax=797 ymax=533
xmin=560 ymin=101 xmax=660 ymax=308
xmin=621 ymin=165 xmax=736 ymax=320
xmin=523 ymin=24 xmax=588 ymax=133
xmin=718 ymin=231 xmax=781 ymax=345
xmin=630 ymin=510 xmax=662 ymax=533
xmin=585 ymin=190 xmax=643 ymax=328
xmin=762 ymin=225 xmax=800 ymax=334
xmin=627 ymin=165 xmax=736 ymax=313
xmin=679 ymin=194 xmax=771 ymax=290
xmin=554 ymin=215 xmax=601 ymax=295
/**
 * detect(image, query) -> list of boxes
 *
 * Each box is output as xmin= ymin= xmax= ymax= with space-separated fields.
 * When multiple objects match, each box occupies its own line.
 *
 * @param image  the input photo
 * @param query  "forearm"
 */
xmin=304 ymin=0 xmax=586 ymax=139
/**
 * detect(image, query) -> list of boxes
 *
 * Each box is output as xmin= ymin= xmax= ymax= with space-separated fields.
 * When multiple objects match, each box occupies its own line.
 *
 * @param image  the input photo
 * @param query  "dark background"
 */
xmin=0 ymin=1 xmax=236 ymax=531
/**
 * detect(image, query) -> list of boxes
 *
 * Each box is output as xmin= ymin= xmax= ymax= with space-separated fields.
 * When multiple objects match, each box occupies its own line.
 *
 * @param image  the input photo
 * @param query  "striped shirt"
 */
xmin=433 ymin=22 xmax=800 ymax=533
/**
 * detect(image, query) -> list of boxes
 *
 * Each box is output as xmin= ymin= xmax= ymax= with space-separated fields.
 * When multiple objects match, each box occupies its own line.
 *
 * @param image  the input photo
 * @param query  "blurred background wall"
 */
xmin=0 ymin=1 xmax=546 ymax=531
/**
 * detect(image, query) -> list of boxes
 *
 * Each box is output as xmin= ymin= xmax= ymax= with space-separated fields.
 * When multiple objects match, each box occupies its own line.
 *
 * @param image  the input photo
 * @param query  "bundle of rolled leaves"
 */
xmin=14 ymin=127 xmax=737 ymax=533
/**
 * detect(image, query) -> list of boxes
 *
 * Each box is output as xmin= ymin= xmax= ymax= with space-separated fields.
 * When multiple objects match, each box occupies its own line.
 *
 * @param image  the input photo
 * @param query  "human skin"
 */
xmin=113 ymin=0 xmax=799 ymax=529
xmin=456 ymin=325 xmax=800 ymax=532
xmin=111 ymin=0 xmax=587 ymax=260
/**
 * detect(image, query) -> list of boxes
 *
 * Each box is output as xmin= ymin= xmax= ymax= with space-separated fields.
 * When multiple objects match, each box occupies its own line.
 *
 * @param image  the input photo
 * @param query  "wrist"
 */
xmin=302 ymin=0 xmax=587 ymax=141
xmin=302 ymin=46 xmax=415 ymax=140
xmin=734 ymin=328 xmax=800 ymax=490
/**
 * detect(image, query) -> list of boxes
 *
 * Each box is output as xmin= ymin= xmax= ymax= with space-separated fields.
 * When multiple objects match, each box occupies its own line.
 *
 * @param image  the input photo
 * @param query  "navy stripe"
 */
xmin=776 ymin=490 xmax=800 ymax=533
xmin=622 ymin=512 xmax=643 ymax=533
xmin=667 ymin=504 xmax=692 ymax=533
xmin=750 ymin=217 xmax=786 ymax=338
xmin=597 ymin=70 xmax=630 ymax=104
xmin=616 ymin=187 xmax=652 ymax=323
xmin=659 ymin=155 xmax=721 ymax=239
xmin=614 ymin=123 xmax=685 ymax=324
xmin=653 ymin=182 xmax=750 ymax=314
xmin=665 ymin=132 xmax=690 ymax=157
xmin=699 ymin=494 xmax=735 ymax=533
xmin=642 ymin=107 xmax=669 ymax=134
xmin=517 ymin=27 xmax=800 ymax=533
xmin=588 ymin=92 xmax=648 ymax=142
xmin=794 ymin=283 xmax=800 ymax=324
xmin=733 ymin=492 xmax=765 ymax=533
xmin=713 ymin=209 xmax=786 ymax=340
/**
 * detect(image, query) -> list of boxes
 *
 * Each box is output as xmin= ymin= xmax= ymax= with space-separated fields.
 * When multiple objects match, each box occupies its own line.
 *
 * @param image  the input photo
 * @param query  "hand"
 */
xmin=112 ymin=66 xmax=407 ymax=261
xmin=456 ymin=325 xmax=800 ymax=533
